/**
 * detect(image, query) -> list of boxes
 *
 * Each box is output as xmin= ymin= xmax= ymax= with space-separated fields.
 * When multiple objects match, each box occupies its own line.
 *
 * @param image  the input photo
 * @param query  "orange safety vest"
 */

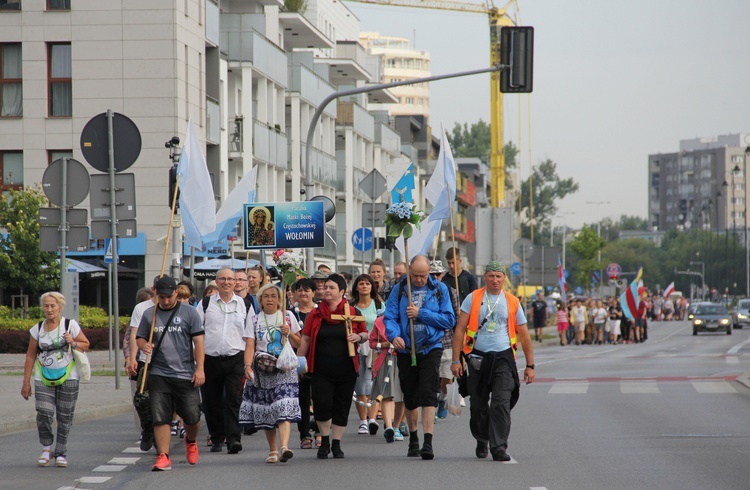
xmin=463 ymin=287 xmax=520 ymax=359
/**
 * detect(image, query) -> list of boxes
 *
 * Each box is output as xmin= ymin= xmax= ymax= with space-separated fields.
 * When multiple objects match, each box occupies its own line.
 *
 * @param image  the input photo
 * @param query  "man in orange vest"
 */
xmin=451 ymin=261 xmax=535 ymax=462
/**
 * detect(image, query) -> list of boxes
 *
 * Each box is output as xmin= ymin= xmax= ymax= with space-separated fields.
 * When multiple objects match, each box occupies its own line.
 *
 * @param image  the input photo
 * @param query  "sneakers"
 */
xmin=185 ymin=440 xmax=199 ymax=465
xmin=358 ymin=422 xmax=369 ymax=435
xmin=384 ymin=427 xmax=395 ymax=443
xmin=392 ymin=428 xmax=404 ymax=441
xmin=420 ymin=443 xmax=434 ymax=460
xmin=407 ymin=442 xmax=420 ymax=457
xmin=140 ymin=431 xmax=154 ymax=452
xmin=152 ymin=453 xmax=172 ymax=471
xmin=398 ymin=422 xmax=409 ymax=437
xmin=178 ymin=427 xmax=186 ymax=439
xmin=368 ymin=419 xmax=379 ymax=435
xmin=170 ymin=420 xmax=180 ymax=437
xmin=436 ymin=400 xmax=448 ymax=419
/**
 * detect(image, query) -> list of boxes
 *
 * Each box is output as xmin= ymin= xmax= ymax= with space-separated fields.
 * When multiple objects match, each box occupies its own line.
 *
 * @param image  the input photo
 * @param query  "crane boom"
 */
xmin=345 ymin=0 xmax=517 ymax=207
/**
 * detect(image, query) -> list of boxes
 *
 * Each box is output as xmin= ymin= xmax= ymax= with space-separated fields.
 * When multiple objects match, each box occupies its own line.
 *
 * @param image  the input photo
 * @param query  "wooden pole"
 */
xmin=404 ymin=239 xmax=417 ymax=366
xmin=139 ymin=174 xmax=180 ymax=394
xmin=448 ymin=197 xmax=461 ymax=298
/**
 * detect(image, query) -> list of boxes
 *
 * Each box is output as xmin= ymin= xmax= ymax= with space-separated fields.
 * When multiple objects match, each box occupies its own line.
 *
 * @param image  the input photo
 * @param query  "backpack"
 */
xmin=36 ymin=318 xmax=71 ymax=354
xmin=202 ymin=294 xmax=256 ymax=317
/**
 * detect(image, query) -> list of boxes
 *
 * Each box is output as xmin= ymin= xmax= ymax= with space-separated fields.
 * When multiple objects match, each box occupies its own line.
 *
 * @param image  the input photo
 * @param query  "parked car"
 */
xmin=691 ymin=302 xmax=732 ymax=335
xmin=733 ymin=299 xmax=750 ymax=329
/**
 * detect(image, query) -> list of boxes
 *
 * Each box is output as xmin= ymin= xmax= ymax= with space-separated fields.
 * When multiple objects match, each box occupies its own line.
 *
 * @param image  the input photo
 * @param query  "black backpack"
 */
xmin=201 ymin=295 xmax=257 ymax=316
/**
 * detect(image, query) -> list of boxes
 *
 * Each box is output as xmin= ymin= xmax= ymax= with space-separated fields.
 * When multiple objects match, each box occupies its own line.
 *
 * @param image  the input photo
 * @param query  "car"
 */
xmin=732 ymin=299 xmax=750 ymax=329
xmin=691 ymin=302 xmax=732 ymax=335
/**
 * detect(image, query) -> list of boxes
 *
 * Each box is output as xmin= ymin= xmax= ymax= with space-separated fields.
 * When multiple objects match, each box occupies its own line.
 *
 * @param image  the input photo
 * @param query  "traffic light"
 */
xmin=500 ymin=26 xmax=534 ymax=93
xmin=168 ymin=164 xmax=180 ymax=208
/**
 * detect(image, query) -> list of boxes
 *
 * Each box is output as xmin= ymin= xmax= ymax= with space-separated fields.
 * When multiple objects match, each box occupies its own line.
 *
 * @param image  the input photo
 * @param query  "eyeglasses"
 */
xmin=216 ymin=277 xmax=235 ymax=282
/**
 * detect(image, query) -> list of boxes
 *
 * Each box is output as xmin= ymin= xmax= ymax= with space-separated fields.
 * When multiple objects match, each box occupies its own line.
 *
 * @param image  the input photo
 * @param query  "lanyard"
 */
xmin=484 ymin=291 xmax=502 ymax=323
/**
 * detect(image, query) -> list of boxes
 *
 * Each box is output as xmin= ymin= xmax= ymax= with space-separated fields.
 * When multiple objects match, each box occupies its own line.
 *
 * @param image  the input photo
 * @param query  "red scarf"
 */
xmin=302 ymin=299 xmax=365 ymax=373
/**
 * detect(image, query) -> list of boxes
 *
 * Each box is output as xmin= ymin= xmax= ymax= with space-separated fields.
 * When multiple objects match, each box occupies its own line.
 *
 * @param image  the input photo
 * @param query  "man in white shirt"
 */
xmin=197 ymin=267 xmax=249 ymax=454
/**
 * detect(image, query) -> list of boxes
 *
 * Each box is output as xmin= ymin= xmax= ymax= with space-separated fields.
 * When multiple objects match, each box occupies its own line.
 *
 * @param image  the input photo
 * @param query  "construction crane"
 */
xmin=345 ymin=0 xmax=520 ymax=208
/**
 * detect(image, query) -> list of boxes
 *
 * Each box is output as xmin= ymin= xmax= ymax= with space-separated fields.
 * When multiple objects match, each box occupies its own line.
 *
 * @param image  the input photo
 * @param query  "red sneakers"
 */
xmin=152 ymin=453 xmax=172 ymax=471
xmin=185 ymin=439 xmax=199 ymax=465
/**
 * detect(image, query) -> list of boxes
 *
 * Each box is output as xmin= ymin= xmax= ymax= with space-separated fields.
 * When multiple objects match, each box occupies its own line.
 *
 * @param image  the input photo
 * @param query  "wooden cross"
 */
xmin=331 ymin=304 xmax=365 ymax=358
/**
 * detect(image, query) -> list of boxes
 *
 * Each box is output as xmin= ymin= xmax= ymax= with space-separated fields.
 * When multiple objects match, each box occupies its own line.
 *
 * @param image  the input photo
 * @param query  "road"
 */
xmin=3 ymin=320 xmax=750 ymax=490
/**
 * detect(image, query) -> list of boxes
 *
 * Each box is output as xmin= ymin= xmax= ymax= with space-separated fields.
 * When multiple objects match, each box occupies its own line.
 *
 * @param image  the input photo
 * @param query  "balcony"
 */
xmin=315 ymin=41 xmax=372 ymax=85
xmin=278 ymin=11 xmax=334 ymax=51
xmin=375 ymin=122 xmax=401 ymax=156
xmin=229 ymin=116 xmax=243 ymax=154
xmin=221 ymin=23 xmax=288 ymax=87
xmin=253 ymin=119 xmax=288 ymax=169
xmin=206 ymin=97 xmax=220 ymax=145
xmin=301 ymin=144 xmax=337 ymax=188
xmin=205 ymin=0 xmax=220 ymax=46
xmin=336 ymin=101 xmax=374 ymax=141
xmin=287 ymin=63 xmax=336 ymax=118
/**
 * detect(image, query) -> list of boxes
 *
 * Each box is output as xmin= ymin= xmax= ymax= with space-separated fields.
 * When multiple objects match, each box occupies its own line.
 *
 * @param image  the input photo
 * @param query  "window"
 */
xmin=0 ymin=151 xmax=23 ymax=191
xmin=48 ymin=43 xmax=71 ymax=116
xmin=47 ymin=0 xmax=69 ymax=9
xmin=1 ymin=43 xmax=22 ymax=117
xmin=0 ymin=0 xmax=21 ymax=10
xmin=48 ymin=150 xmax=72 ymax=164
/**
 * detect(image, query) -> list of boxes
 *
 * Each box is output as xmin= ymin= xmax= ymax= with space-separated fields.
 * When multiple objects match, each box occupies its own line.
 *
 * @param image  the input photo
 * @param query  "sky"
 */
xmin=346 ymin=0 xmax=750 ymax=229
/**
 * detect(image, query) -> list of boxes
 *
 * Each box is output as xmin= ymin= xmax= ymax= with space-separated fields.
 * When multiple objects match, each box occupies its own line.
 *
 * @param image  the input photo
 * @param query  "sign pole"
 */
xmin=108 ymin=261 xmax=113 ymax=361
xmin=106 ymin=110 xmax=121 ymax=389
xmin=59 ymin=158 xmax=69 ymax=315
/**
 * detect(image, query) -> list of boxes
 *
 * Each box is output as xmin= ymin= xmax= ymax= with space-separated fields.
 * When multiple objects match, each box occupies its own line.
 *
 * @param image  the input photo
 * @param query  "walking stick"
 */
xmin=404 ymin=240 xmax=417 ymax=366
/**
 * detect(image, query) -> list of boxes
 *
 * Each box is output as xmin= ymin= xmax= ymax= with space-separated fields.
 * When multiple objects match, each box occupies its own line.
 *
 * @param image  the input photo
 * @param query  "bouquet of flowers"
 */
xmin=384 ymin=202 xmax=425 ymax=239
xmin=272 ymin=249 xmax=307 ymax=286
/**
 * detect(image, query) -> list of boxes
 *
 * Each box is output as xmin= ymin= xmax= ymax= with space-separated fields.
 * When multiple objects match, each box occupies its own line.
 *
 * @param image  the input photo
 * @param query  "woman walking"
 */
xmin=240 ymin=283 xmax=302 ymax=464
xmin=298 ymin=274 xmax=368 ymax=459
xmin=21 ymin=292 xmax=90 ymax=468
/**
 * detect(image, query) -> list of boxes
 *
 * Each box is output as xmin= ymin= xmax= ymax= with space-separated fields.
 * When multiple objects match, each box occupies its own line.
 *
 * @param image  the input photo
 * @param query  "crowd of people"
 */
xmin=20 ymin=247 xmax=537 ymax=471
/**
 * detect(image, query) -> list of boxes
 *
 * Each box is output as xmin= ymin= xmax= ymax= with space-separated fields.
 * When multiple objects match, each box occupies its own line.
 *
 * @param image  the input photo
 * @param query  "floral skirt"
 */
xmin=239 ymin=368 xmax=301 ymax=430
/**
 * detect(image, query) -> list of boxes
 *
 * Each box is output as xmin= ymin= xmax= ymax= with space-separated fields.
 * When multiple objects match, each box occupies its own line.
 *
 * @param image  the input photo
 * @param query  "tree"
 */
xmin=568 ymin=225 xmax=606 ymax=287
xmin=448 ymin=120 xmax=519 ymax=187
xmin=0 ymin=186 xmax=60 ymax=301
xmin=517 ymin=158 xmax=579 ymax=242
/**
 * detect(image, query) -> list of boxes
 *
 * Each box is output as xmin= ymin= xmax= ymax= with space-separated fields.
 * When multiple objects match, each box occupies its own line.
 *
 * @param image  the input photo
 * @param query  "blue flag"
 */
xmin=390 ymin=163 xmax=415 ymax=204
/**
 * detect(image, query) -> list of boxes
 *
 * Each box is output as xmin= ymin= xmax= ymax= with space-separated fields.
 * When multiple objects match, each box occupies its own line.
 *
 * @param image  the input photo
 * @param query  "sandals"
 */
xmin=55 ymin=456 xmax=68 ymax=468
xmin=279 ymin=446 xmax=294 ymax=463
xmin=300 ymin=438 xmax=313 ymax=449
xmin=266 ymin=450 xmax=279 ymax=464
xmin=38 ymin=449 xmax=51 ymax=467
xmin=314 ymin=435 xmax=322 ymax=448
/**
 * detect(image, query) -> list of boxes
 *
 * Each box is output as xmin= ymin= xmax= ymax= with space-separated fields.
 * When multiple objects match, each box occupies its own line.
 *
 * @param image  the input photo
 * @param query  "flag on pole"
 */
xmin=202 ymin=166 xmax=258 ymax=247
xmin=621 ymin=266 xmax=643 ymax=320
xmin=663 ymin=281 xmax=675 ymax=299
xmin=389 ymin=162 xmax=415 ymax=204
xmin=424 ymin=127 xmax=456 ymax=222
xmin=395 ymin=219 xmax=442 ymax=260
xmin=557 ymin=255 xmax=567 ymax=302
xmin=178 ymin=118 xmax=216 ymax=249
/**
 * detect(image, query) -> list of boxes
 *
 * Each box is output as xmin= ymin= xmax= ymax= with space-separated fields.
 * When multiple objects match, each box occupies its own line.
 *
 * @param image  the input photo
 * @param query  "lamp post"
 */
xmin=690 ymin=260 xmax=705 ymax=300
xmin=745 ymin=141 xmax=750 ymax=297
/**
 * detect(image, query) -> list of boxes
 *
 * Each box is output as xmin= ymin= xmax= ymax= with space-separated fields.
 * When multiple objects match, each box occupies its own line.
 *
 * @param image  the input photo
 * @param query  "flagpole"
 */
xmin=448 ymin=195 xmax=461 ymax=298
xmin=403 ymin=240 xmax=417 ymax=366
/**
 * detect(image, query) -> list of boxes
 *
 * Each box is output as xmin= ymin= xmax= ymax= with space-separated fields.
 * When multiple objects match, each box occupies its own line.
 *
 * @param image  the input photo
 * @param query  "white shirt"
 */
xmin=130 ymin=299 xmax=155 ymax=362
xmin=197 ymin=293 xmax=248 ymax=356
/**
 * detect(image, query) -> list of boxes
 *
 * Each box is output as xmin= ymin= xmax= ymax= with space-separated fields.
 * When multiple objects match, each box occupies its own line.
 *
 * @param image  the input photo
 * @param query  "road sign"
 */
xmin=358 ymin=169 xmax=387 ymax=200
xmin=513 ymin=238 xmax=534 ymax=258
xmin=80 ymin=112 xmax=142 ymax=172
xmin=606 ymin=262 xmax=622 ymax=279
xmin=310 ymin=195 xmax=336 ymax=223
xmin=90 ymin=173 xmax=137 ymax=220
xmin=591 ymin=270 xmax=601 ymax=284
xmin=104 ymin=238 xmax=114 ymax=263
xmin=39 ymin=208 xmax=88 ymax=227
xmin=91 ymin=219 xmax=137 ymax=239
xmin=42 ymin=159 xmax=90 ymax=207
xmin=362 ymin=203 xmax=388 ymax=228
xmin=40 ymin=226 xmax=89 ymax=252
xmin=352 ymin=227 xmax=373 ymax=252
xmin=510 ymin=262 xmax=522 ymax=276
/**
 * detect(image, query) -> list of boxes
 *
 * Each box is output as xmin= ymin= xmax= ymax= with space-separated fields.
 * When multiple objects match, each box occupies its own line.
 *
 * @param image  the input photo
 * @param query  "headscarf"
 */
xmin=485 ymin=260 xmax=508 ymax=274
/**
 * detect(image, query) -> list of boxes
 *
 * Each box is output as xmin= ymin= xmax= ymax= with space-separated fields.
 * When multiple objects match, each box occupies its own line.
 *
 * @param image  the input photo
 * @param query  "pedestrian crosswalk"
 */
xmin=537 ymin=380 xmax=739 ymax=395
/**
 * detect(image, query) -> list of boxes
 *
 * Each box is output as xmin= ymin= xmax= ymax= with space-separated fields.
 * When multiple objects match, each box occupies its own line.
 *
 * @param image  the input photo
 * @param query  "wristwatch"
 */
xmin=526 ymin=364 xmax=535 ymax=370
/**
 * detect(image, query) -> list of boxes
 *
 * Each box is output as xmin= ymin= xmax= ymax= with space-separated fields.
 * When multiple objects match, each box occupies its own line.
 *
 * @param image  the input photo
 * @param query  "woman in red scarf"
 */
xmin=297 ymin=274 xmax=367 ymax=459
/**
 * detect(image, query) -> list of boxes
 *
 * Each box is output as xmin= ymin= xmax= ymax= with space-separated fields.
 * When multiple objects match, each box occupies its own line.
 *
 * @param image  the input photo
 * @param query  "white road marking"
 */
xmin=76 ymin=477 xmax=112 ymax=483
xmin=92 ymin=465 xmax=127 ymax=472
xmin=108 ymin=457 xmax=140 ymax=465
xmin=621 ymin=382 xmax=660 ymax=394
xmin=726 ymin=356 xmax=740 ymax=364
xmin=530 ymin=487 xmax=549 ymax=490
xmin=122 ymin=447 xmax=147 ymax=453
xmin=57 ymin=487 xmax=92 ymax=490
xmin=691 ymin=381 xmax=737 ymax=393
xmin=727 ymin=336 xmax=750 ymax=355
xmin=549 ymin=382 xmax=589 ymax=394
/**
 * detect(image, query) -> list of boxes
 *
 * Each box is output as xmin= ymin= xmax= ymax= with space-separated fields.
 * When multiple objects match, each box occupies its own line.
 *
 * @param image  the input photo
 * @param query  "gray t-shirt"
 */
xmin=136 ymin=303 xmax=204 ymax=381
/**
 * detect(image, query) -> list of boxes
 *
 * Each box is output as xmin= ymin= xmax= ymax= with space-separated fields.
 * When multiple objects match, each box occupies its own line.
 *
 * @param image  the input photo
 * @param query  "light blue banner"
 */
xmin=243 ymin=201 xmax=325 ymax=249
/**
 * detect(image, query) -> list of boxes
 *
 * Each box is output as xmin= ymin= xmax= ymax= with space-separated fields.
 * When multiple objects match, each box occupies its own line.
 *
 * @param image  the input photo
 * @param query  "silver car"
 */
xmin=733 ymin=299 xmax=750 ymax=329
xmin=692 ymin=302 xmax=732 ymax=336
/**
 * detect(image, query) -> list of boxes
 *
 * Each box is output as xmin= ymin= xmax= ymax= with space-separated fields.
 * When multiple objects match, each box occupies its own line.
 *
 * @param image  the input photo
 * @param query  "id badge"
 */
xmin=56 ymin=351 xmax=63 ymax=361
xmin=487 ymin=321 xmax=497 ymax=333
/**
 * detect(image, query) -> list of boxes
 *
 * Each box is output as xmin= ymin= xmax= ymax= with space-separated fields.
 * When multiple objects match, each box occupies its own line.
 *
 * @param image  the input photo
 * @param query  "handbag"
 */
xmin=254 ymin=351 xmax=278 ymax=375
xmin=36 ymin=360 xmax=74 ymax=387
xmin=71 ymin=345 xmax=91 ymax=382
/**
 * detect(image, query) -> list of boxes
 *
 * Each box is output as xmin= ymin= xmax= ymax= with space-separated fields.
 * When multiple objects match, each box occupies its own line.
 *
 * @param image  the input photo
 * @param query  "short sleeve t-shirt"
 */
xmin=460 ymin=291 xmax=527 ymax=353
xmin=244 ymin=310 xmax=301 ymax=357
xmin=136 ymin=303 xmax=204 ymax=381
xmin=30 ymin=318 xmax=82 ymax=382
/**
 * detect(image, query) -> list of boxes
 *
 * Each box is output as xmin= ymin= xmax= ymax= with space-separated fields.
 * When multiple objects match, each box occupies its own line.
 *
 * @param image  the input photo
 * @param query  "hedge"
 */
xmin=0 ymin=328 xmax=126 ymax=354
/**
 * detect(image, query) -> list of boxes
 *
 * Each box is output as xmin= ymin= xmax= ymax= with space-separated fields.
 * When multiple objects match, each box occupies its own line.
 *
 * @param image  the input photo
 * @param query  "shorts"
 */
xmin=439 ymin=348 xmax=453 ymax=379
xmin=397 ymin=349 xmax=442 ymax=411
xmin=533 ymin=318 xmax=546 ymax=329
xmin=354 ymin=354 xmax=373 ymax=396
xmin=149 ymin=375 xmax=202 ymax=426
xmin=557 ymin=322 xmax=568 ymax=333
xmin=575 ymin=322 xmax=586 ymax=332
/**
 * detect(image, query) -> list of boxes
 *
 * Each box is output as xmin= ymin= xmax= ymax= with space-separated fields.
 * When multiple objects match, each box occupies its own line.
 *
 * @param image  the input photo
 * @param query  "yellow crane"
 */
xmin=346 ymin=0 xmax=520 ymax=208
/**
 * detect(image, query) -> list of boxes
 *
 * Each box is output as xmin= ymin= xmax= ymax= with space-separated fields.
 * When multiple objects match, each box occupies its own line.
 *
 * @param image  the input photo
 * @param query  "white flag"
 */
xmin=202 ymin=166 xmax=258 ymax=247
xmin=395 ymin=220 xmax=442 ymax=260
xmin=177 ymin=118 xmax=216 ymax=249
xmin=424 ymin=126 xmax=456 ymax=222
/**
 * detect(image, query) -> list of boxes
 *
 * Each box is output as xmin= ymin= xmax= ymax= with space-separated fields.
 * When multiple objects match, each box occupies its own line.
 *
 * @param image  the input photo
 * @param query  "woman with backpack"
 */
xmin=20 ymin=292 xmax=90 ymax=468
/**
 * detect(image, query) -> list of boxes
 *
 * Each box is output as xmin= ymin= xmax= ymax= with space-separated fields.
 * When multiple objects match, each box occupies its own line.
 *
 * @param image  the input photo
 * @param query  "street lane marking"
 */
xmin=549 ymin=382 xmax=589 ymax=394
xmin=76 ymin=477 xmax=112 ymax=483
xmin=530 ymin=487 xmax=549 ymax=490
xmin=92 ymin=465 xmax=127 ymax=472
xmin=108 ymin=457 xmax=140 ymax=465
xmin=123 ymin=447 xmax=148 ymax=453
xmin=727 ymin=336 xmax=750 ymax=355
xmin=691 ymin=381 xmax=737 ymax=393
xmin=727 ymin=356 xmax=740 ymax=364
xmin=621 ymin=382 xmax=659 ymax=393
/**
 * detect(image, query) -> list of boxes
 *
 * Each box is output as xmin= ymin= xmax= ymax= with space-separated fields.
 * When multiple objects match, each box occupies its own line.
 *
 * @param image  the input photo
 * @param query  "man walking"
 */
xmin=385 ymin=255 xmax=455 ymax=460
xmin=451 ymin=261 xmax=535 ymax=462
xmin=530 ymin=291 xmax=548 ymax=343
xmin=234 ymin=269 xmax=259 ymax=315
xmin=197 ymin=267 xmax=248 ymax=454
xmin=136 ymin=275 xmax=205 ymax=471
xmin=443 ymin=247 xmax=478 ymax=303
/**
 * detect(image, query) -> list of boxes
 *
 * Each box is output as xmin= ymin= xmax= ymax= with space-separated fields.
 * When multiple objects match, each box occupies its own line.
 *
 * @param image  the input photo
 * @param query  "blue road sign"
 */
xmin=510 ymin=262 xmax=522 ymax=276
xmin=104 ymin=238 xmax=114 ymax=263
xmin=352 ymin=228 xmax=373 ymax=252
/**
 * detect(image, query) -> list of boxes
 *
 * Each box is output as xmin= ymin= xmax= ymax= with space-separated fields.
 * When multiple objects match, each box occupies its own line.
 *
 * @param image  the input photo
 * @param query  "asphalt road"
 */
xmin=4 ymin=320 xmax=750 ymax=490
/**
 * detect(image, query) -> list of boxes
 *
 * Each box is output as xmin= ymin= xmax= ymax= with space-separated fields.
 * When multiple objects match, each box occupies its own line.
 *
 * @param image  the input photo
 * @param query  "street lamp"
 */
xmin=690 ymin=260 xmax=705 ymax=300
xmin=585 ymin=201 xmax=610 ymax=262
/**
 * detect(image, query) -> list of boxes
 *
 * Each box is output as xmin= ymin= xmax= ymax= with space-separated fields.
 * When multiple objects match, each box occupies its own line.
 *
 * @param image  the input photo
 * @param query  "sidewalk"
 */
xmin=0 ymin=350 xmax=133 ymax=436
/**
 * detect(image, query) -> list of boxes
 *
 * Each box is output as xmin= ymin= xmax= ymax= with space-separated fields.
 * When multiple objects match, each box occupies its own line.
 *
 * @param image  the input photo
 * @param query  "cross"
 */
xmin=331 ymin=303 xmax=365 ymax=357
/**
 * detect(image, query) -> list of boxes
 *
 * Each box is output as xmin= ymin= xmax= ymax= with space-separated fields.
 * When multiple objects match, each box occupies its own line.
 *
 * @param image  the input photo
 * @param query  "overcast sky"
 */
xmin=347 ymin=0 xmax=750 ymax=229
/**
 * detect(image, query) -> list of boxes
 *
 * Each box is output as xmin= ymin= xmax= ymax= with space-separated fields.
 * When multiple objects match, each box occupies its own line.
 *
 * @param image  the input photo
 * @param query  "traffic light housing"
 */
xmin=500 ymin=26 xmax=534 ymax=93
xmin=168 ymin=164 xmax=180 ymax=208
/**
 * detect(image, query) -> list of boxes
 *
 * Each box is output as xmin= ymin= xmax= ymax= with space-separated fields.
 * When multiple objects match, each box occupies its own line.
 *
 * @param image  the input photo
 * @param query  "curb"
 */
xmin=0 ymin=401 xmax=132 ymax=437
xmin=735 ymin=367 xmax=750 ymax=390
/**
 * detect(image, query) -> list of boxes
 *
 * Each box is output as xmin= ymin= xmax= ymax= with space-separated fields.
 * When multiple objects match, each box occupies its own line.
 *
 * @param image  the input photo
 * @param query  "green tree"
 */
xmin=0 ymin=186 xmax=60 ymax=300
xmin=282 ymin=0 xmax=307 ymax=13
xmin=517 ymin=159 xmax=579 ymax=242
xmin=568 ymin=225 xmax=605 ymax=287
